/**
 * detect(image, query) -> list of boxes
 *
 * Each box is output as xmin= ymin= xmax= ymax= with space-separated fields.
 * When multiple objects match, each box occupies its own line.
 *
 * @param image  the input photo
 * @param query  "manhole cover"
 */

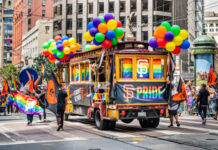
xmin=205 ymin=139 xmax=216 ymax=141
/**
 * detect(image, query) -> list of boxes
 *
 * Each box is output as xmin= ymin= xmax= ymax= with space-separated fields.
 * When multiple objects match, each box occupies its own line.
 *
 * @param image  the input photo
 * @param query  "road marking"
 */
xmin=132 ymin=138 xmax=144 ymax=141
xmin=159 ymin=122 xmax=218 ymax=134
xmin=66 ymin=121 xmax=137 ymax=138
xmin=0 ymin=137 xmax=87 ymax=146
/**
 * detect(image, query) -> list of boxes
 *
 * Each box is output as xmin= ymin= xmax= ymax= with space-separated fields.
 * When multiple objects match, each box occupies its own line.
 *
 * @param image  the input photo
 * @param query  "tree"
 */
xmin=31 ymin=55 xmax=57 ymax=81
xmin=0 ymin=64 xmax=19 ymax=85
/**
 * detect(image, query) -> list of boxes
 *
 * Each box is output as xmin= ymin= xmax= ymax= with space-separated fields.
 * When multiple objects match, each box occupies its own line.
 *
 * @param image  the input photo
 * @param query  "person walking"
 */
xmin=213 ymin=90 xmax=218 ymax=120
xmin=197 ymin=84 xmax=210 ymax=125
xmin=56 ymin=84 xmax=68 ymax=131
xmin=168 ymin=84 xmax=180 ymax=128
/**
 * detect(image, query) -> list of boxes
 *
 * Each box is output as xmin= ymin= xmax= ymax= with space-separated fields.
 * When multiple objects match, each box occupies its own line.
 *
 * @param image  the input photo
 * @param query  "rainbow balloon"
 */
xmin=7 ymin=93 xmax=43 ymax=115
xmin=123 ymin=58 xmax=132 ymax=79
xmin=153 ymin=59 xmax=162 ymax=79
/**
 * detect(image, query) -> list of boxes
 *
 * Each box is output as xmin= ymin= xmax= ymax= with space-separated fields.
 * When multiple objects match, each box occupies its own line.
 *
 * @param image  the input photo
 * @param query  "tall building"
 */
xmin=0 ymin=0 xmax=13 ymax=67
xmin=22 ymin=20 xmax=53 ymax=68
xmin=53 ymin=0 xmax=173 ymax=48
xmin=12 ymin=0 xmax=53 ymax=66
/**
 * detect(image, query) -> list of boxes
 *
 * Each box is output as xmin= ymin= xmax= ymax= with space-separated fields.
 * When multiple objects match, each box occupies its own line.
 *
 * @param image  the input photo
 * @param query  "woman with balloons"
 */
xmin=42 ymin=35 xmax=80 ymax=63
xmin=149 ymin=21 xmax=190 ymax=55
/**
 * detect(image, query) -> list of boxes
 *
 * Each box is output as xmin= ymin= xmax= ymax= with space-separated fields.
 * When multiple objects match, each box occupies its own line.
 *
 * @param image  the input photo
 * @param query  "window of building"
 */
xmin=130 ymin=0 xmax=136 ymax=12
xmin=67 ymin=4 xmax=72 ymax=15
xmin=142 ymin=0 xmax=148 ymax=10
xmin=210 ymin=28 xmax=214 ymax=32
xmin=54 ymin=20 xmax=62 ymax=32
xmin=4 ymin=10 xmax=13 ymax=14
xmin=77 ymin=18 xmax=83 ymax=29
xmin=119 ymin=16 xmax=126 ymax=27
xmin=153 ymin=15 xmax=171 ymax=26
xmin=132 ymin=16 xmax=137 ymax=27
xmin=99 ymin=2 xmax=104 ymax=13
xmin=109 ymin=2 xmax=114 ymax=13
xmin=142 ymin=31 xmax=148 ymax=41
xmin=78 ymin=3 xmax=83 ymax=14
xmin=153 ymin=59 xmax=165 ymax=79
xmin=120 ymin=1 xmax=125 ymax=12
xmin=28 ymin=19 xmax=31 ymax=25
xmin=216 ymin=24 xmax=218 ymax=27
xmin=66 ymin=19 xmax=72 ymax=30
xmin=88 ymin=3 xmax=93 ymax=14
xmin=28 ymin=9 xmax=31 ymax=16
xmin=77 ymin=33 xmax=82 ymax=44
xmin=119 ymin=58 xmax=133 ymax=79
xmin=42 ymin=0 xmax=46 ymax=6
xmin=137 ymin=58 xmax=149 ymax=79
xmin=210 ymin=24 xmax=214 ymax=27
xmin=153 ymin=0 xmax=172 ymax=12
xmin=215 ymin=28 xmax=218 ymax=32
xmin=87 ymin=18 xmax=93 ymax=23
xmin=28 ymin=27 xmax=31 ymax=31
xmin=42 ymin=10 xmax=45 ymax=16
xmin=8 ymin=1 xmax=11 ymax=6
xmin=28 ymin=0 xmax=31 ymax=6
xmin=142 ymin=15 xmax=148 ymax=25
xmin=54 ymin=4 xmax=62 ymax=16
xmin=205 ymin=29 xmax=208 ymax=32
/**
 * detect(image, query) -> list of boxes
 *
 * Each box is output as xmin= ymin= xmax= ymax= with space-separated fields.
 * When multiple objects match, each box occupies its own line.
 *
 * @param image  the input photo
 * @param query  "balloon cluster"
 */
xmin=42 ymin=35 xmax=80 ymax=63
xmin=149 ymin=21 xmax=190 ymax=55
xmin=84 ymin=13 xmax=124 ymax=49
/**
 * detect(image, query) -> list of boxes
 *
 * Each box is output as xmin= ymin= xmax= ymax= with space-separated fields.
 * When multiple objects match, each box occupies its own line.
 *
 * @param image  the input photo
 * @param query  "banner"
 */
xmin=116 ymin=82 xmax=167 ymax=104
xmin=69 ymin=84 xmax=90 ymax=106
xmin=46 ymin=73 xmax=59 ymax=114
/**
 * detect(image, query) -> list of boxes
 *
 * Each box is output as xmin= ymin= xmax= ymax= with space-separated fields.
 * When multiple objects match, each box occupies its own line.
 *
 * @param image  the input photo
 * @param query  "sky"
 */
xmin=205 ymin=0 xmax=218 ymax=12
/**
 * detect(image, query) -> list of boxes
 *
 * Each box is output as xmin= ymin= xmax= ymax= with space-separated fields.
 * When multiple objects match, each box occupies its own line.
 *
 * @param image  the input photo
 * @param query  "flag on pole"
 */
xmin=208 ymin=66 xmax=217 ymax=88
xmin=173 ymin=77 xmax=187 ymax=102
xmin=41 ymin=64 xmax=45 ymax=76
xmin=12 ymin=79 xmax=17 ymax=91
xmin=1 ymin=78 xmax=9 ymax=96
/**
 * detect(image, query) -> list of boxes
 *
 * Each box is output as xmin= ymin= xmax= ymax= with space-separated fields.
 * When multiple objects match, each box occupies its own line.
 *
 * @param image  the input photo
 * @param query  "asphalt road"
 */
xmin=0 ymin=111 xmax=218 ymax=150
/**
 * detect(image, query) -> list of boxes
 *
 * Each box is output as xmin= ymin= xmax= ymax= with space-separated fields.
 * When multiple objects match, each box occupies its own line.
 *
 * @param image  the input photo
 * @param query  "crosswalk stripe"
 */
xmin=161 ymin=118 xmax=218 ymax=127
xmin=159 ymin=122 xmax=218 ymax=134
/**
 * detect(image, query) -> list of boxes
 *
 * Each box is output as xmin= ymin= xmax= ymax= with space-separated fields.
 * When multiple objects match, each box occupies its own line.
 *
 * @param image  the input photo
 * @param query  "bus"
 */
xmin=57 ymin=41 xmax=170 ymax=130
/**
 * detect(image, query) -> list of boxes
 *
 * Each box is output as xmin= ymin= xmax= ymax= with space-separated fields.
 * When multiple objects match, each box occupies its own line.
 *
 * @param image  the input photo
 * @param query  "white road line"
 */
xmin=0 ymin=137 xmax=87 ymax=146
xmin=66 ymin=121 xmax=137 ymax=138
xmin=159 ymin=122 xmax=218 ymax=134
xmin=160 ymin=118 xmax=218 ymax=127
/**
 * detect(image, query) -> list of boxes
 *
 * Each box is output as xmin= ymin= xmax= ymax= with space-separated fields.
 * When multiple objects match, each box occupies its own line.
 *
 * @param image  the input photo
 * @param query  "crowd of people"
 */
xmin=168 ymin=80 xmax=218 ymax=127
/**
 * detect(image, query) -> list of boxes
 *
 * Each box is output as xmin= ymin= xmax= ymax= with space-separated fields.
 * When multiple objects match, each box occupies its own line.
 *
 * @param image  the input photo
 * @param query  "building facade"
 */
xmin=53 ymin=0 xmax=173 ymax=48
xmin=22 ymin=20 xmax=53 ymax=68
xmin=0 ymin=0 xmax=13 ymax=67
xmin=12 ymin=0 xmax=53 ymax=66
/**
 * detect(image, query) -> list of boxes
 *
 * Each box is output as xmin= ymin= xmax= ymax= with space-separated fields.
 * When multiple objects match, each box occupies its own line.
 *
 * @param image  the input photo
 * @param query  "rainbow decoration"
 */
xmin=76 ymin=65 xmax=79 ymax=81
xmin=82 ymin=67 xmax=85 ymax=81
xmin=85 ymin=65 xmax=89 ymax=81
xmin=137 ymin=59 xmax=149 ymax=79
xmin=153 ymin=59 xmax=162 ymax=79
xmin=1 ymin=99 xmax=7 ymax=107
xmin=72 ymin=66 xmax=75 ymax=81
xmin=123 ymin=58 xmax=132 ymax=79
xmin=41 ymin=64 xmax=45 ymax=76
xmin=12 ymin=79 xmax=17 ymax=90
xmin=7 ymin=93 xmax=43 ymax=115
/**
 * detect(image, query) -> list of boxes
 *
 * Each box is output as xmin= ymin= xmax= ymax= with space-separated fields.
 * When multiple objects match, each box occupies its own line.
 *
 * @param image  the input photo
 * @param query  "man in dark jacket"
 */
xmin=56 ymin=84 xmax=68 ymax=131
xmin=197 ymin=84 xmax=210 ymax=125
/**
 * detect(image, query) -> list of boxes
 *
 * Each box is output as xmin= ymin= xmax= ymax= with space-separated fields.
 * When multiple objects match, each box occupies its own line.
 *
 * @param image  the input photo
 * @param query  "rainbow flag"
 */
xmin=76 ymin=65 xmax=79 ymax=81
xmin=72 ymin=66 xmax=75 ymax=81
xmin=82 ymin=67 xmax=85 ymax=81
xmin=12 ymin=79 xmax=17 ymax=90
xmin=41 ymin=64 xmax=45 ymax=76
xmin=7 ymin=92 xmax=43 ymax=115
xmin=153 ymin=59 xmax=162 ymax=79
xmin=123 ymin=58 xmax=132 ymax=79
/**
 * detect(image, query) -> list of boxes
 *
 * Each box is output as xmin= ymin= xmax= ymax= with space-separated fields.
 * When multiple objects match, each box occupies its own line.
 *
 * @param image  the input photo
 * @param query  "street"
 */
xmin=0 ymin=112 xmax=218 ymax=150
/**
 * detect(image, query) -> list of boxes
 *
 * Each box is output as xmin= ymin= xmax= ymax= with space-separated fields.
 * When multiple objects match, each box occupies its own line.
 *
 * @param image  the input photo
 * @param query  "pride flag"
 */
xmin=153 ymin=59 xmax=162 ymax=79
xmin=7 ymin=92 xmax=43 ymax=115
xmin=12 ymin=79 xmax=17 ymax=90
xmin=41 ymin=64 xmax=45 ymax=76
xmin=123 ymin=58 xmax=132 ymax=79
